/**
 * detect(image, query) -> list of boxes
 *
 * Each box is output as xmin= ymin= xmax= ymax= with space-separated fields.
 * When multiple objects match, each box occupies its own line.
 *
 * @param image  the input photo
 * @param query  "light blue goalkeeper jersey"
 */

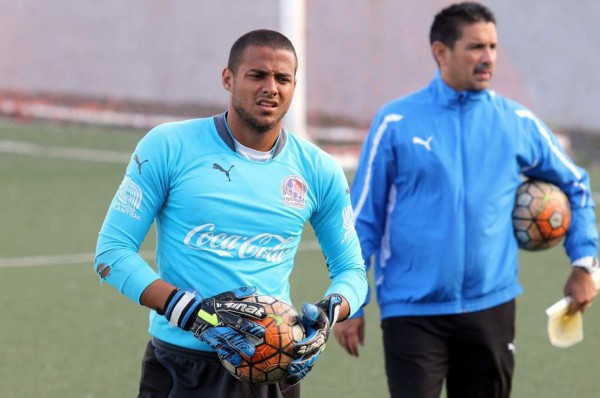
xmin=95 ymin=113 xmax=368 ymax=351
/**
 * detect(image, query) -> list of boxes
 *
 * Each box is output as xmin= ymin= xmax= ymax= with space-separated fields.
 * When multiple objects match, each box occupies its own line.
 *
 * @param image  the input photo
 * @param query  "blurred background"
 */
xmin=2 ymin=0 xmax=600 ymax=163
xmin=1 ymin=1 xmax=599 ymax=397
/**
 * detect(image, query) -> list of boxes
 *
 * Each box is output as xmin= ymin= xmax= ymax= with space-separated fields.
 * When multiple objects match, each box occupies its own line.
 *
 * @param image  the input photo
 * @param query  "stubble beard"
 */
xmin=231 ymin=97 xmax=287 ymax=134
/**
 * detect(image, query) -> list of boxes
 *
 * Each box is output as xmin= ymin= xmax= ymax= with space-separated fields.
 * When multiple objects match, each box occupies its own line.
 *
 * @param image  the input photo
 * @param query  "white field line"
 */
xmin=1 ymin=140 xmax=598 ymax=268
xmin=0 ymin=251 xmax=153 ymax=269
xmin=0 ymin=241 xmax=322 ymax=269
xmin=0 ymin=139 xmax=130 ymax=164
xmin=0 ymin=138 xmax=363 ymax=169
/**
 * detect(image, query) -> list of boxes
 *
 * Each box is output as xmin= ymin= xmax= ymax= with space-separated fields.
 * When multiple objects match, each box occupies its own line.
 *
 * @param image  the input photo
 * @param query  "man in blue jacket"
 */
xmin=334 ymin=2 xmax=598 ymax=398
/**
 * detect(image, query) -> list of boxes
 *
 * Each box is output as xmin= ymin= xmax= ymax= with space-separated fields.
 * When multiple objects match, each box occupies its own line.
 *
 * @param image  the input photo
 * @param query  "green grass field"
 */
xmin=1 ymin=119 xmax=599 ymax=397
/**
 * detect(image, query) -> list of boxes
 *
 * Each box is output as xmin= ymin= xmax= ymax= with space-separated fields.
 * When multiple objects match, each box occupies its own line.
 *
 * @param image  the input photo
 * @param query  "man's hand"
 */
xmin=333 ymin=316 xmax=365 ymax=357
xmin=564 ymin=268 xmax=598 ymax=314
xmin=163 ymin=286 xmax=266 ymax=366
xmin=286 ymin=294 xmax=342 ymax=385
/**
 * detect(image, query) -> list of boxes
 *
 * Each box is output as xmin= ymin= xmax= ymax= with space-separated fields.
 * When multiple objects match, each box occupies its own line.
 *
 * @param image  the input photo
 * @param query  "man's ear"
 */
xmin=431 ymin=41 xmax=448 ymax=67
xmin=222 ymin=68 xmax=232 ymax=92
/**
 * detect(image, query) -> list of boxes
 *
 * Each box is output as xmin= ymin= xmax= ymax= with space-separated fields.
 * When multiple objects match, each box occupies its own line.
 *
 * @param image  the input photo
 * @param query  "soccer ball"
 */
xmin=221 ymin=295 xmax=305 ymax=385
xmin=512 ymin=179 xmax=571 ymax=251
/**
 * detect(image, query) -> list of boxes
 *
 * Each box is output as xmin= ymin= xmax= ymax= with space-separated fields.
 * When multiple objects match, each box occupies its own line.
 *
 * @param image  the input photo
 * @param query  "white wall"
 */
xmin=0 ymin=0 xmax=598 ymax=132
xmin=0 ymin=0 xmax=278 ymax=104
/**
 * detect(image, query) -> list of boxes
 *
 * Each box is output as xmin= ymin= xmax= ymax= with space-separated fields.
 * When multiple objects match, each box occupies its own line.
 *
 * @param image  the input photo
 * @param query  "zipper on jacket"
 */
xmin=458 ymin=94 xmax=468 ymax=312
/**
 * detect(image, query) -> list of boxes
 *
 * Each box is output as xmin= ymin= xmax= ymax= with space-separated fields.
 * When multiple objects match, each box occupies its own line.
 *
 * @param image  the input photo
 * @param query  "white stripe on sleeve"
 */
xmin=516 ymin=109 xmax=587 ymax=207
xmin=354 ymin=114 xmax=403 ymax=219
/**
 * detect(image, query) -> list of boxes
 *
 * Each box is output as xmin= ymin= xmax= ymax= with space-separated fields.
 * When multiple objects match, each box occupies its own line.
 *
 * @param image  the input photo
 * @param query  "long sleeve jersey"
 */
xmin=95 ymin=113 xmax=368 ymax=350
xmin=352 ymin=71 xmax=598 ymax=319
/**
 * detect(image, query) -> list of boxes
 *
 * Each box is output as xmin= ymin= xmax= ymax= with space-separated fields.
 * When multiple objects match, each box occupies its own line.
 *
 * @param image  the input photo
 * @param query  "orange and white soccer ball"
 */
xmin=220 ymin=295 xmax=305 ymax=385
xmin=512 ymin=180 xmax=571 ymax=251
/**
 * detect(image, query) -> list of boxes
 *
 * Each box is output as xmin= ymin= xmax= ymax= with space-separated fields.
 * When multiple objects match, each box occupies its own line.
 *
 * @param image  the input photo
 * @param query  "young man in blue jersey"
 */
xmin=95 ymin=29 xmax=367 ymax=398
xmin=334 ymin=2 xmax=598 ymax=398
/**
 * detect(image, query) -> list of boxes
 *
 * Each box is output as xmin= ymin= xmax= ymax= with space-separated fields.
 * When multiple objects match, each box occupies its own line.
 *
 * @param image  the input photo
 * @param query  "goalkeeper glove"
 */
xmin=286 ymin=294 xmax=343 ymax=385
xmin=163 ymin=286 xmax=266 ymax=366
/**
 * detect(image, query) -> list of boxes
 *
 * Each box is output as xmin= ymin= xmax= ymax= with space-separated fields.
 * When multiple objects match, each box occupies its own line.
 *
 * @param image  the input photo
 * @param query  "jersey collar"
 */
xmin=213 ymin=112 xmax=287 ymax=158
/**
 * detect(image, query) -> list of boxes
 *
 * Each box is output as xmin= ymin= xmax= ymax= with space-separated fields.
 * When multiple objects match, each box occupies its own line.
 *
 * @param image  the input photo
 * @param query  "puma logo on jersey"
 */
xmin=212 ymin=163 xmax=234 ymax=181
xmin=134 ymin=154 xmax=149 ymax=174
xmin=412 ymin=136 xmax=433 ymax=151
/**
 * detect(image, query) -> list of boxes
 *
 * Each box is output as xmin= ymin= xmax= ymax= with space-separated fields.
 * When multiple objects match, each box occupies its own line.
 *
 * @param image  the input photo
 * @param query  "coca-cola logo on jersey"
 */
xmin=183 ymin=223 xmax=294 ymax=262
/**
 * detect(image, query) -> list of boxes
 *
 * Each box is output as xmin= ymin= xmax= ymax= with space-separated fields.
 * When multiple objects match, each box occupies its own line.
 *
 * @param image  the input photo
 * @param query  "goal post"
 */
xmin=279 ymin=0 xmax=308 ymax=140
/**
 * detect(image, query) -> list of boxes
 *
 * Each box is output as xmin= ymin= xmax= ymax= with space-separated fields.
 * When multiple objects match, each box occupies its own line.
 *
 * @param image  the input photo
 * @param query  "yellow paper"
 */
xmin=545 ymin=270 xmax=600 ymax=348
xmin=546 ymin=297 xmax=583 ymax=347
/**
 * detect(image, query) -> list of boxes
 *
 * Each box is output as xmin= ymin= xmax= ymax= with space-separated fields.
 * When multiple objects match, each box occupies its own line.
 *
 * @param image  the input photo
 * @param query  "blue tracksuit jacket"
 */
xmin=352 ymin=71 xmax=598 ymax=319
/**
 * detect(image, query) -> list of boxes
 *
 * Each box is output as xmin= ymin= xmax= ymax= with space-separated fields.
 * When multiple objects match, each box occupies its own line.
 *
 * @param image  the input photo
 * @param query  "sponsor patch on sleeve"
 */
xmin=341 ymin=205 xmax=356 ymax=243
xmin=111 ymin=176 xmax=143 ymax=220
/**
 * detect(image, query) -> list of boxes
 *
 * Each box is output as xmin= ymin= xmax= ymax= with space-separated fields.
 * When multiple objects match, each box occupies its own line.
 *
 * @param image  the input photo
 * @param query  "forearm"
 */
xmin=140 ymin=279 xmax=178 ymax=313
xmin=95 ymin=243 xmax=160 ymax=304
xmin=325 ymin=268 xmax=368 ymax=318
xmin=565 ymin=207 xmax=599 ymax=261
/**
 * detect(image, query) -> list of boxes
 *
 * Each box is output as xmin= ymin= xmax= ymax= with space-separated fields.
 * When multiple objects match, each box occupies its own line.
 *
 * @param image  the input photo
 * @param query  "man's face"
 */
xmin=439 ymin=21 xmax=497 ymax=92
xmin=223 ymin=45 xmax=296 ymax=133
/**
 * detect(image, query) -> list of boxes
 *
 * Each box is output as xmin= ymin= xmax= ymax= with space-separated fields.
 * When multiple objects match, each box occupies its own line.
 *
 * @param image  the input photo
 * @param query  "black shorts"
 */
xmin=138 ymin=338 xmax=301 ymax=398
xmin=382 ymin=300 xmax=515 ymax=398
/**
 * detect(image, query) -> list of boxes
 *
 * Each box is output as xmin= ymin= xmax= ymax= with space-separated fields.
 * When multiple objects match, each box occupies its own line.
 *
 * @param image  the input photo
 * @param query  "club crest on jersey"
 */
xmin=281 ymin=175 xmax=308 ymax=209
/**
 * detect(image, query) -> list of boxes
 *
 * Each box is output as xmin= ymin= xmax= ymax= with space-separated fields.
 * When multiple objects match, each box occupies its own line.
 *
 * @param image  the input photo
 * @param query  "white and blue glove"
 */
xmin=162 ymin=286 xmax=266 ymax=367
xmin=287 ymin=294 xmax=343 ymax=385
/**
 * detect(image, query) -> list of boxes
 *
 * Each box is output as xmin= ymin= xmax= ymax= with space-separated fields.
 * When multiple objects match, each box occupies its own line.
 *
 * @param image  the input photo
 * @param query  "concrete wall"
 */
xmin=0 ymin=0 xmax=598 ymax=132
xmin=490 ymin=0 xmax=600 ymax=132
xmin=0 ymin=0 xmax=278 ymax=105
xmin=307 ymin=0 xmax=530 ymax=122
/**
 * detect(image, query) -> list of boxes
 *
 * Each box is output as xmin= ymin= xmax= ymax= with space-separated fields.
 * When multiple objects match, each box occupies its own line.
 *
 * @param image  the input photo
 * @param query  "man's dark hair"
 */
xmin=228 ymin=29 xmax=298 ymax=74
xmin=429 ymin=2 xmax=496 ymax=48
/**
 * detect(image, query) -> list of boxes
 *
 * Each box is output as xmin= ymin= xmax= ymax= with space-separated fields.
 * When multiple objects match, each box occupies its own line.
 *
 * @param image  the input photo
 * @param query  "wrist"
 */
xmin=157 ymin=288 xmax=179 ymax=315
xmin=316 ymin=294 xmax=343 ymax=327
xmin=163 ymin=289 xmax=203 ymax=330
xmin=571 ymin=257 xmax=599 ymax=274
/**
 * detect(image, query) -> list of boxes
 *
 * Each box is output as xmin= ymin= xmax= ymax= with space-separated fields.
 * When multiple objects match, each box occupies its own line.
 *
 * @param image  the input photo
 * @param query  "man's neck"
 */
xmin=225 ymin=113 xmax=280 ymax=152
